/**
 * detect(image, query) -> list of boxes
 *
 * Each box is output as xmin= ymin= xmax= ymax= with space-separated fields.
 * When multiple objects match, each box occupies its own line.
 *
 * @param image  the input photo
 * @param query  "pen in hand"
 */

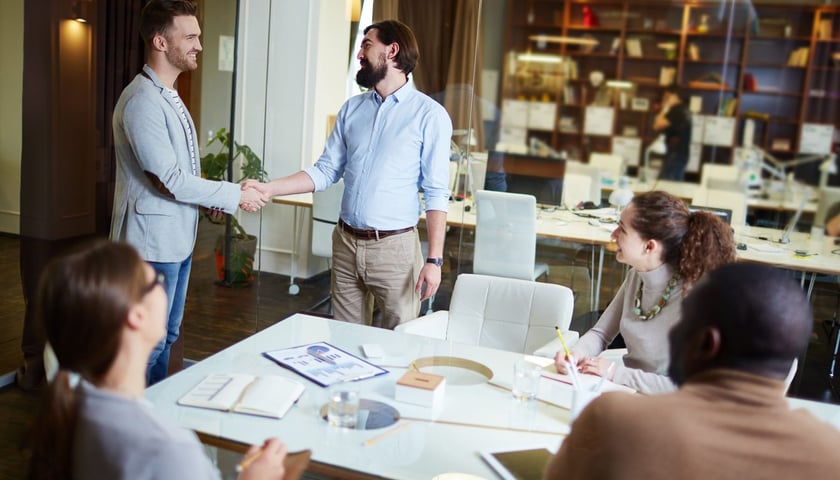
xmin=554 ymin=326 xmax=572 ymax=359
xmin=235 ymin=449 xmax=262 ymax=473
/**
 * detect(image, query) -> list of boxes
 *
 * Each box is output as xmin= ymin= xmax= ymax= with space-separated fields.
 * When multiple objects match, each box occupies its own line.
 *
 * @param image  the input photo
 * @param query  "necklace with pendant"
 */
xmin=634 ymin=272 xmax=681 ymax=321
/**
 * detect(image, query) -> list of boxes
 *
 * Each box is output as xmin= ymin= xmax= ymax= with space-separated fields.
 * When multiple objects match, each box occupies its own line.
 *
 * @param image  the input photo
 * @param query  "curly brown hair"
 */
xmin=630 ymin=191 xmax=736 ymax=287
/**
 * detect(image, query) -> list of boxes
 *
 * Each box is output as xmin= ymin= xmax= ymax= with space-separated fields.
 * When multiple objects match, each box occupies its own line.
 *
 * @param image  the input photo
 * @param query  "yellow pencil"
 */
xmin=363 ymin=421 xmax=413 ymax=446
xmin=554 ymin=326 xmax=571 ymax=359
xmin=235 ymin=450 xmax=262 ymax=473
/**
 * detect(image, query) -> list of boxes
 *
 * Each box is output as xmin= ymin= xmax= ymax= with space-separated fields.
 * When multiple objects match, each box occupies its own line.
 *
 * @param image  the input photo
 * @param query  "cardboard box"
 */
xmin=395 ymin=371 xmax=446 ymax=407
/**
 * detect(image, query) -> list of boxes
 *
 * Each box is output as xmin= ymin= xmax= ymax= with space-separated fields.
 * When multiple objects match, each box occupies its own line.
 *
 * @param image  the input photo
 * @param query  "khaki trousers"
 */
xmin=331 ymin=226 xmax=422 ymax=329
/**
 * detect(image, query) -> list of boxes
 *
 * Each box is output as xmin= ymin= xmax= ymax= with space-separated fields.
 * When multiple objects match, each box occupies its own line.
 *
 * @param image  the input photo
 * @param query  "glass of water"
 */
xmin=327 ymin=387 xmax=359 ymax=428
xmin=511 ymin=359 xmax=542 ymax=401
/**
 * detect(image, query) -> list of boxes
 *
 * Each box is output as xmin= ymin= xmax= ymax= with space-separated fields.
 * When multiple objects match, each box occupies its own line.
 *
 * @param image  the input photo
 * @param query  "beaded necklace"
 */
xmin=633 ymin=272 xmax=681 ymax=321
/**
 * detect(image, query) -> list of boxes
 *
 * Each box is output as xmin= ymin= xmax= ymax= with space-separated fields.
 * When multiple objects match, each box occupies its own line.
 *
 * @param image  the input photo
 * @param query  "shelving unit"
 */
xmin=498 ymin=0 xmax=840 ymax=183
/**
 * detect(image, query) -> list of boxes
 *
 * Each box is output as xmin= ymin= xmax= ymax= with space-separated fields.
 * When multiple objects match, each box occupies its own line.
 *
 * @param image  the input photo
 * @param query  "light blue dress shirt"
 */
xmin=304 ymin=82 xmax=452 ymax=230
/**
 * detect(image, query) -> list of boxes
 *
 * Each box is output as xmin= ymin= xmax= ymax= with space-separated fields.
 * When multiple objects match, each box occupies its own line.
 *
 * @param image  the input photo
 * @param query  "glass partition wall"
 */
xmin=189 ymin=0 xmax=840 ymax=361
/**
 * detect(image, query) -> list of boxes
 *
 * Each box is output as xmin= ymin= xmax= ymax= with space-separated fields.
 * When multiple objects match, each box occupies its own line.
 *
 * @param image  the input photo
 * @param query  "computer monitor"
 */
xmin=689 ymin=205 xmax=733 ymax=225
xmin=485 ymin=150 xmax=566 ymax=207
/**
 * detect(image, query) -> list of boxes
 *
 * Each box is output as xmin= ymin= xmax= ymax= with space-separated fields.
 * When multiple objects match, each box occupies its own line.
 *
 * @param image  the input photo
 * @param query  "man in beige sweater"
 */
xmin=545 ymin=263 xmax=840 ymax=479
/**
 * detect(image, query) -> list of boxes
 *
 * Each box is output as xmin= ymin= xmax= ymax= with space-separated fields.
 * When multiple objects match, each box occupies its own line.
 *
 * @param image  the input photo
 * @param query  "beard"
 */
xmin=356 ymin=54 xmax=388 ymax=89
xmin=166 ymin=48 xmax=198 ymax=72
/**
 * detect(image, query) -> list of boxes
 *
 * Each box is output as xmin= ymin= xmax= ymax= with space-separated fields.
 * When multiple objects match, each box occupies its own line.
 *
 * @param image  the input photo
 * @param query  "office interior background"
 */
xmin=3 ymin=1 xmax=840 ymax=468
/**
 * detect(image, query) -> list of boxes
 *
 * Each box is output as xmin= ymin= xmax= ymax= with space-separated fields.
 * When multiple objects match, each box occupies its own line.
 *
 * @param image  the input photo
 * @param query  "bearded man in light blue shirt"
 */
xmin=247 ymin=20 xmax=452 ymax=329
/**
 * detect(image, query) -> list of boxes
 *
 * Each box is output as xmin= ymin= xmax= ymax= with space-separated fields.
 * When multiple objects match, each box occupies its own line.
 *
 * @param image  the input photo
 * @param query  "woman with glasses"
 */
xmin=27 ymin=240 xmax=288 ymax=479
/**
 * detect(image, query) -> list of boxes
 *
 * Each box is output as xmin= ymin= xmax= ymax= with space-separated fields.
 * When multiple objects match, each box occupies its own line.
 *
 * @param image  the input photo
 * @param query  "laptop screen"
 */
xmin=485 ymin=151 xmax=567 ymax=207
xmin=689 ymin=205 xmax=733 ymax=225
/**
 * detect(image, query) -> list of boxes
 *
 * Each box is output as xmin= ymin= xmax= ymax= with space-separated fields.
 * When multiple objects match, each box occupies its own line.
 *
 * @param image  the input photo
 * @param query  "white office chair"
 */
xmin=588 ymin=152 xmax=626 ymax=186
xmin=396 ymin=273 xmax=578 ymax=355
xmin=310 ymin=180 xmax=344 ymax=311
xmin=564 ymin=161 xmax=602 ymax=207
xmin=473 ymin=190 xmax=549 ymax=281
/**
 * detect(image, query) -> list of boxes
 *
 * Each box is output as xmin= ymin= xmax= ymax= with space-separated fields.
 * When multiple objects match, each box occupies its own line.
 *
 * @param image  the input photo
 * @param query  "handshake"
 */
xmin=239 ymin=181 xmax=271 ymax=213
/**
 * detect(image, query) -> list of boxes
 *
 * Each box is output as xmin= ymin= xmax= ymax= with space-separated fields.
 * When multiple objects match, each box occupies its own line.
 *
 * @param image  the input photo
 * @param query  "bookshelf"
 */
xmin=498 ymin=1 xmax=840 ymax=184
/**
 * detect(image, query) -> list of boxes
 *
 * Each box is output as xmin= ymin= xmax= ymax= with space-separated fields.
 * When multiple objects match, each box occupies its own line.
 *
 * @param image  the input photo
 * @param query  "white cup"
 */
xmin=570 ymin=388 xmax=601 ymax=422
xmin=327 ymin=387 xmax=359 ymax=428
xmin=511 ymin=360 xmax=542 ymax=401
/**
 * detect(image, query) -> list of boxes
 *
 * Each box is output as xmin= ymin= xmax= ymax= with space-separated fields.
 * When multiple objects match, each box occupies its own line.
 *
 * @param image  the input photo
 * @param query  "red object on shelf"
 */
xmin=582 ymin=5 xmax=599 ymax=27
xmin=743 ymin=73 xmax=757 ymax=92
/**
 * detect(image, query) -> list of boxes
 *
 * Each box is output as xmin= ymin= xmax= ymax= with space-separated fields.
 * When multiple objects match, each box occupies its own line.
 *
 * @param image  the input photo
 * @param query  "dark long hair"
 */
xmin=27 ymin=240 xmax=148 ymax=480
xmin=630 ymin=191 xmax=736 ymax=287
xmin=364 ymin=20 xmax=420 ymax=76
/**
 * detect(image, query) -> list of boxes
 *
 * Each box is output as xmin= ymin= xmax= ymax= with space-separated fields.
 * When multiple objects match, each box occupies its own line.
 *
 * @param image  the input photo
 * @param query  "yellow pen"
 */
xmin=554 ymin=326 xmax=571 ymax=359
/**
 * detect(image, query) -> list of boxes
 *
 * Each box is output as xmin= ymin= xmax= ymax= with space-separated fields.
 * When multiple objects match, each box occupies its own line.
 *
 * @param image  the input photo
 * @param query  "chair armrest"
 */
xmin=394 ymin=310 xmax=450 ymax=340
xmin=531 ymin=330 xmax=580 ymax=358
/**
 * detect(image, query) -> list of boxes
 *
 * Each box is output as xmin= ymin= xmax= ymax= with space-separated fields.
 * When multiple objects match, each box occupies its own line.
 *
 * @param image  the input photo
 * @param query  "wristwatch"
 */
xmin=426 ymin=257 xmax=444 ymax=267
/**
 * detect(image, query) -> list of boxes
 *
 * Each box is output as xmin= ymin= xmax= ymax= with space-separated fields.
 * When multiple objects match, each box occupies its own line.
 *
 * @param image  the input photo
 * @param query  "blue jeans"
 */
xmin=658 ymin=152 xmax=687 ymax=181
xmin=147 ymin=256 xmax=192 ymax=385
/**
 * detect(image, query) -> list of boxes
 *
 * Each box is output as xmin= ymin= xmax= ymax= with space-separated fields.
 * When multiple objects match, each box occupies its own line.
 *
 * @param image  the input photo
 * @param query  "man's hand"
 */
xmin=415 ymin=263 xmax=441 ymax=301
xmin=237 ymin=437 xmax=287 ymax=480
xmin=240 ymin=186 xmax=269 ymax=212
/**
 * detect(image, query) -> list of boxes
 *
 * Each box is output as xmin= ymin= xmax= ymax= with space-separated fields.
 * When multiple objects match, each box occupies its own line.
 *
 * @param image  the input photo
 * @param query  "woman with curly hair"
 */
xmin=555 ymin=190 xmax=736 ymax=393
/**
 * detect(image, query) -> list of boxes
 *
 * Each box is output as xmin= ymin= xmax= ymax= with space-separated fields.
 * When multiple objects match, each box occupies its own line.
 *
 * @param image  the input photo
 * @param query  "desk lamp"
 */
xmin=608 ymin=176 xmax=634 ymax=214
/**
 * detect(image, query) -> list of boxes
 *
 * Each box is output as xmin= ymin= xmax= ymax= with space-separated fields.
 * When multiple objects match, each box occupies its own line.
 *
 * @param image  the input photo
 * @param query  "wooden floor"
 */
xmin=2 ymin=223 xmax=840 ymax=478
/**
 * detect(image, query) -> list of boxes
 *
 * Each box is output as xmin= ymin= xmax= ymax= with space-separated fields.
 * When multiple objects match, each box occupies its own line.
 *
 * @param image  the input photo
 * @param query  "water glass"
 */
xmin=327 ymin=388 xmax=359 ymax=428
xmin=511 ymin=360 xmax=542 ymax=401
xmin=570 ymin=388 xmax=601 ymax=422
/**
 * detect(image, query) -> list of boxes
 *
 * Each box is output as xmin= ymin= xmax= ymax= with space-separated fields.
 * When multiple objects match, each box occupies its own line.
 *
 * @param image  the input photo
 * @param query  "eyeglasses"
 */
xmin=143 ymin=272 xmax=166 ymax=295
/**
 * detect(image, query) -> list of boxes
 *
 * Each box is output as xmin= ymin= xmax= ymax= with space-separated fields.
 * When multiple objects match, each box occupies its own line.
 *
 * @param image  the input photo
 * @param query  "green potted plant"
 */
xmin=200 ymin=128 xmax=268 ymax=286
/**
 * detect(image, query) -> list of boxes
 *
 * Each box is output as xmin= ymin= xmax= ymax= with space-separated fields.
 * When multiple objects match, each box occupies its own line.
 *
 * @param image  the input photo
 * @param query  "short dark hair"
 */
xmin=682 ymin=263 xmax=811 ymax=376
xmin=139 ymin=0 xmax=198 ymax=49
xmin=364 ymin=20 xmax=419 ymax=75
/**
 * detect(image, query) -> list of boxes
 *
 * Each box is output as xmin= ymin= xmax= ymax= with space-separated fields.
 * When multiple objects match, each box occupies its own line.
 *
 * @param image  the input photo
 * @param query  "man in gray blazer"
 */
xmin=111 ymin=0 xmax=267 ymax=384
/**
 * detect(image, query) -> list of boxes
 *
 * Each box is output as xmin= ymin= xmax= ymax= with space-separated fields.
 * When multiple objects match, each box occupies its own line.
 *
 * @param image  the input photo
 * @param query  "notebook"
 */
xmin=177 ymin=373 xmax=305 ymax=419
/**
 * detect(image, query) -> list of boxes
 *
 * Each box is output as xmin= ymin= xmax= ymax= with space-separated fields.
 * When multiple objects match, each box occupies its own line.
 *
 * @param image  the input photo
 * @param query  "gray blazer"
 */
xmin=110 ymin=65 xmax=240 ymax=263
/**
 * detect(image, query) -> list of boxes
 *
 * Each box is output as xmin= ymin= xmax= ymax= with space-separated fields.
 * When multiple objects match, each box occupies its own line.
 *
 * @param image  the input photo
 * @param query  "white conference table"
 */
xmin=146 ymin=314 xmax=840 ymax=480
xmin=146 ymin=314 xmax=573 ymax=480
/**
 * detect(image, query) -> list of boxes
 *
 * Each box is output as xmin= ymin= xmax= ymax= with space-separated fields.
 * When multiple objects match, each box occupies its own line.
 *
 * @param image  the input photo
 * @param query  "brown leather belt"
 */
xmin=338 ymin=219 xmax=414 ymax=241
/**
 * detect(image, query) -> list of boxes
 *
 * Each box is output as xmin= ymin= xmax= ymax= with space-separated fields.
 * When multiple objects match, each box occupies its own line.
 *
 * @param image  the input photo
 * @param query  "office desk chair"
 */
xmin=396 ymin=273 xmax=577 ymax=355
xmin=473 ymin=190 xmax=549 ymax=281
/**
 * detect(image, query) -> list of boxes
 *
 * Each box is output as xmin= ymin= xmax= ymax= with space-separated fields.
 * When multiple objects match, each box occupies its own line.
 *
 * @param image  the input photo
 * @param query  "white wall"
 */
xmin=0 ymin=0 xmax=23 ymax=234
xmin=236 ymin=0 xmax=350 ymax=278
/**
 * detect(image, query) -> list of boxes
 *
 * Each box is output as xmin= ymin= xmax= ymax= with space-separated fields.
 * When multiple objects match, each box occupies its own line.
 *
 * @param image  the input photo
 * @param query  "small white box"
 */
xmin=395 ymin=371 xmax=445 ymax=408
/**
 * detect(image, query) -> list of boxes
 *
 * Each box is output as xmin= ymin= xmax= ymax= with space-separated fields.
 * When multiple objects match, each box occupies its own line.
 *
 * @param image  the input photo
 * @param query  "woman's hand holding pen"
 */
xmin=237 ymin=437 xmax=287 ymax=480
xmin=554 ymin=352 xmax=616 ymax=380
xmin=577 ymin=356 xmax=616 ymax=379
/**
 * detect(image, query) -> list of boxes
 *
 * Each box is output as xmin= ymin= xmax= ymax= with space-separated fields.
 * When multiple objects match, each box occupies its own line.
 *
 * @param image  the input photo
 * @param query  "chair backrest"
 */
xmin=564 ymin=161 xmax=602 ymax=206
xmin=813 ymin=186 xmax=840 ymax=230
xmin=473 ymin=190 xmax=538 ymax=280
xmin=700 ymin=163 xmax=740 ymax=190
xmin=446 ymin=274 xmax=575 ymax=353
xmin=588 ymin=152 xmax=625 ymax=185
xmin=311 ymin=180 xmax=344 ymax=258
